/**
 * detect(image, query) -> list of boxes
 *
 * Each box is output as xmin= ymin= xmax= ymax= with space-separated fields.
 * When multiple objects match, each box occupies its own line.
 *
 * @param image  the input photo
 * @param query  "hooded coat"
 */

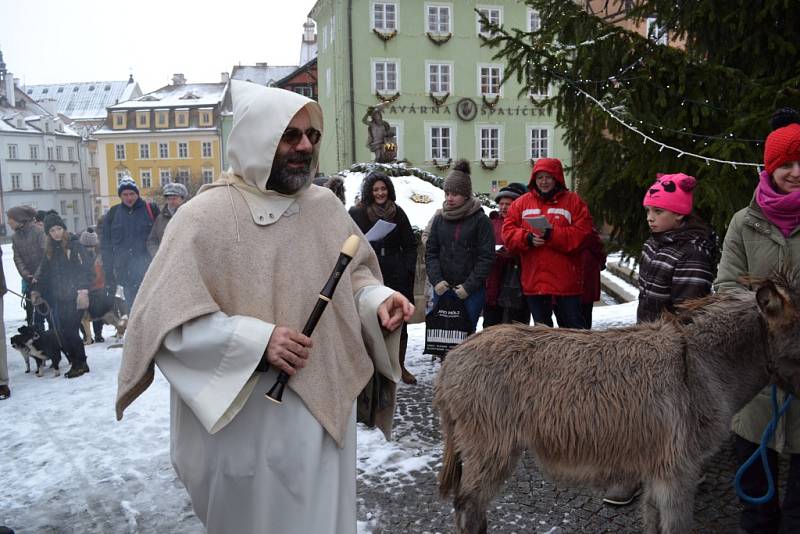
xmin=502 ymin=160 xmax=593 ymax=296
xmin=116 ymin=81 xmax=401 ymax=533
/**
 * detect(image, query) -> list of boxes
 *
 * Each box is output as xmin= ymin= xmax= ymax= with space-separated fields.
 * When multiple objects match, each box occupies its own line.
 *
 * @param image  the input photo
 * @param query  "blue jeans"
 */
xmin=527 ymin=294 xmax=587 ymax=329
xmin=433 ymin=286 xmax=486 ymax=333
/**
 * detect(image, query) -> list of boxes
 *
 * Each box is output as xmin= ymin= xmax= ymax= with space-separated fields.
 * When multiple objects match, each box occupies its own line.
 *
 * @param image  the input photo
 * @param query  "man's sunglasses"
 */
xmin=281 ymin=127 xmax=322 ymax=146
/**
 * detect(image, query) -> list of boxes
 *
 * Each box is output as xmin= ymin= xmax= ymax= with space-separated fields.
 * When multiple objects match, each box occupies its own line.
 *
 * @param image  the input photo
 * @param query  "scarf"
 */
xmin=366 ymin=199 xmax=397 ymax=223
xmin=441 ymin=197 xmax=483 ymax=221
xmin=756 ymin=170 xmax=800 ymax=237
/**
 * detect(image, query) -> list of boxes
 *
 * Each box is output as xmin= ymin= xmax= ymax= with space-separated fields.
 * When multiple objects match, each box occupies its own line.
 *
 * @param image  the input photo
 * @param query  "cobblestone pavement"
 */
xmin=356 ymin=323 xmax=747 ymax=534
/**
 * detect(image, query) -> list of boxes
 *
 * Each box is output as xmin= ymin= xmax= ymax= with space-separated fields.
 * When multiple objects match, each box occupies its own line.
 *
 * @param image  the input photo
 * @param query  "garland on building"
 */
xmin=480 ymin=0 xmax=800 ymax=255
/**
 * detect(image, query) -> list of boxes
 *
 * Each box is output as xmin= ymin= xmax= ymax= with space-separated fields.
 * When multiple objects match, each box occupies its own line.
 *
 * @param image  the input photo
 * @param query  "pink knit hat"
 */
xmin=642 ymin=173 xmax=697 ymax=215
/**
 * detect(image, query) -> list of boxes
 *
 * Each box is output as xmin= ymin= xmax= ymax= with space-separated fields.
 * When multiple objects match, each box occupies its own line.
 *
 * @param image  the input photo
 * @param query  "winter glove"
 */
xmin=526 ymin=233 xmax=536 ymax=247
xmin=434 ymin=281 xmax=450 ymax=296
xmin=76 ymin=289 xmax=90 ymax=310
xmin=454 ymin=284 xmax=469 ymax=300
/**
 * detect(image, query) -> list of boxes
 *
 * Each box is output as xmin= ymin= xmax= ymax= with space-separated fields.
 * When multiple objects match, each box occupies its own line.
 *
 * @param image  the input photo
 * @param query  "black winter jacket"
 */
xmin=34 ymin=235 xmax=94 ymax=304
xmin=349 ymin=205 xmax=417 ymax=301
xmin=425 ymin=208 xmax=495 ymax=295
xmin=101 ymin=198 xmax=159 ymax=287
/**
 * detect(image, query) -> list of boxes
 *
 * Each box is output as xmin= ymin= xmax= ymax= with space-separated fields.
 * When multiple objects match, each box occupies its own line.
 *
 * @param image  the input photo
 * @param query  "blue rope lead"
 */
xmin=734 ymin=384 xmax=794 ymax=505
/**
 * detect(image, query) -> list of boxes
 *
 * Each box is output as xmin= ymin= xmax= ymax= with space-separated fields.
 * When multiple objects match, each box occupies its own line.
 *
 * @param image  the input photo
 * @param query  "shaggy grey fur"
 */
xmin=435 ymin=275 xmax=800 ymax=534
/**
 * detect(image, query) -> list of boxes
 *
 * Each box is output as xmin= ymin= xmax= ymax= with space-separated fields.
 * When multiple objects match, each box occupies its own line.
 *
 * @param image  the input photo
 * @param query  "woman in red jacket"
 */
xmin=502 ymin=158 xmax=593 ymax=329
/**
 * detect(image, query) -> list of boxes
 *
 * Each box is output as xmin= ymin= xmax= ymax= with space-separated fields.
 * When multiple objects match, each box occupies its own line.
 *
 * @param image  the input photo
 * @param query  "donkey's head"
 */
xmin=755 ymin=274 xmax=800 ymax=396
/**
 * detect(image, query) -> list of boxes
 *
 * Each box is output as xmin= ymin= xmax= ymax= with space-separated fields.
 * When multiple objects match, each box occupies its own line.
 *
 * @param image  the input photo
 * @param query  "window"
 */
xmin=479 ymin=126 xmax=500 ymax=160
xmin=373 ymin=3 xmax=397 ymax=31
xmin=429 ymin=125 xmax=452 ymax=160
xmin=58 ymin=174 xmax=66 ymax=189
xmin=113 ymin=112 xmax=126 ymax=129
xmin=7 ymin=144 xmax=17 ymax=159
xmin=198 ymin=110 xmax=213 ymax=127
xmin=67 ymin=147 xmax=74 ymax=161
xmin=646 ymin=17 xmax=668 ymax=45
xmin=175 ymin=110 xmax=189 ymax=128
xmin=479 ymin=65 xmax=503 ymax=95
xmin=202 ymin=142 xmax=213 ymax=158
xmin=60 ymin=201 xmax=68 ymax=215
xmin=115 ymin=144 xmax=126 ymax=160
xmin=30 ymin=145 xmax=39 ymax=160
xmin=11 ymin=173 xmax=21 ymax=190
xmin=139 ymin=143 xmax=150 ymax=159
xmin=33 ymin=173 xmax=42 ymax=189
xmin=178 ymin=142 xmax=188 ymax=158
xmin=70 ymin=173 xmax=78 ymax=188
xmin=373 ymin=60 xmax=399 ymax=93
xmin=159 ymin=169 xmax=171 ymax=185
xmin=529 ymin=81 xmax=550 ymax=100
xmin=294 ymin=86 xmax=313 ymax=98
xmin=47 ymin=147 xmax=54 ymax=161
xmin=202 ymin=168 xmax=214 ymax=184
xmin=427 ymin=63 xmax=452 ymax=94
xmin=136 ymin=111 xmax=150 ymax=128
xmin=477 ymin=7 xmax=502 ymax=37
xmin=529 ymin=127 xmax=551 ymax=160
xmin=157 ymin=111 xmax=168 ymax=127
xmin=528 ymin=8 xmax=541 ymax=32
xmin=57 ymin=86 xmax=64 ymax=93
xmin=427 ymin=5 xmax=451 ymax=33
xmin=141 ymin=169 xmax=152 ymax=189
xmin=176 ymin=168 xmax=190 ymax=185
xmin=56 ymin=146 xmax=63 ymax=160
xmin=159 ymin=142 xmax=169 ymax=159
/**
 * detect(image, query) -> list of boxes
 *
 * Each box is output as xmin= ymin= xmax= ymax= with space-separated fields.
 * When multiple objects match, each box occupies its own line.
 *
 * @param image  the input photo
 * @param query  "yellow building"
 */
xmin=94 ymin=74 xmax=228 ymax=210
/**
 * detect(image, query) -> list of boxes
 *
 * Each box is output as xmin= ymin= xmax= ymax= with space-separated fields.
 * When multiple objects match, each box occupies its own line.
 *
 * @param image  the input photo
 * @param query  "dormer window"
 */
xmin=198 ymin=108 xmax=213 ymax=127
xmin=136 ymin=111 xmax=150 ymax=128
xmin=175 ymin=109 xmax=189 ymax=128
xmin=112 ymin=112 xmax=127 ymax=129
xmin=156 ymin=110 xmax=169 ymax=128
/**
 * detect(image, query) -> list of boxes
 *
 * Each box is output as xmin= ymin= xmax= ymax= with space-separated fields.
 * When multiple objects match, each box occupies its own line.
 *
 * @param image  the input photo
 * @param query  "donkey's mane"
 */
xmin=669 ymin=290 xmax=753 ymax=325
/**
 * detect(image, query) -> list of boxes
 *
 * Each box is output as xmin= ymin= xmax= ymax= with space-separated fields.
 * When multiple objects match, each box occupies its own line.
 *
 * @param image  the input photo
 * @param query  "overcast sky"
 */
xmin=2 ymin=0 xmax=318 ymax=93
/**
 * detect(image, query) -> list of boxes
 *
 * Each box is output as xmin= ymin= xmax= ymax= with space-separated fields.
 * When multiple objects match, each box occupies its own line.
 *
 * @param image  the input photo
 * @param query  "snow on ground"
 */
xmin=1 ymin=237 xmax=636 ymax=533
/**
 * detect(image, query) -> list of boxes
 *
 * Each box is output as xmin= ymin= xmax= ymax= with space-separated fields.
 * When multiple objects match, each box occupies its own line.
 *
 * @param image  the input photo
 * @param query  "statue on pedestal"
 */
xmin=362 ymin=103 xmax=397 ymax=163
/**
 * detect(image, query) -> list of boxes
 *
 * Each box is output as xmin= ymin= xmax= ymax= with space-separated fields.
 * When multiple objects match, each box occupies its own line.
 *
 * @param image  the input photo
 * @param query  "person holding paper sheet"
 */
xmin=350 ymin=171 xmax=418 ymax=384
xmin=502 ymin=158 xmax=593 ymax=328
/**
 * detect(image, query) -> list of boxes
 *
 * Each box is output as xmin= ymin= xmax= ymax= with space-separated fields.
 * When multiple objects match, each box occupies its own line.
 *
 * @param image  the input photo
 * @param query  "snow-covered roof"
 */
xmin=24 ymin=80 xmax=142 ymax=120
xmin=231 ymin=65 xmax=298 ymax=87
xmin=109 ymin=83 xmax=227 ymax=110
xmin=0 ymin=86 xmax=77 ymax=135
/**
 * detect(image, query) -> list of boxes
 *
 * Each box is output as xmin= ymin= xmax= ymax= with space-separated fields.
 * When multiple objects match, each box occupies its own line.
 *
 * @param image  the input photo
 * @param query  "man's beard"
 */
xmin=266 ymin=150 xmax=313 ymax=194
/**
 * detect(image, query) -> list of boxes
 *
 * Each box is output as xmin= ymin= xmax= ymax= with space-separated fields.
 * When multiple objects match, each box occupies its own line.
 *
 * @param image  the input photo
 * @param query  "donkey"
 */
xmin=435 ymin=274 xmax=800 ymax=534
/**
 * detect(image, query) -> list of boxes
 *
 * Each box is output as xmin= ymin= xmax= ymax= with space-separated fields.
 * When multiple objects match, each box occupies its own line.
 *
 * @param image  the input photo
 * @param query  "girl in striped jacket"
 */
xmin=637 ymin=173 xmax=718 ymax=323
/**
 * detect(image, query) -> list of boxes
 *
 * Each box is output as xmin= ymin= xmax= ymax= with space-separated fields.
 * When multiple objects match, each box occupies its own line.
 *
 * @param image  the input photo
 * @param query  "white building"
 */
xmin=0 ymin=50 xmax=92 ymax=235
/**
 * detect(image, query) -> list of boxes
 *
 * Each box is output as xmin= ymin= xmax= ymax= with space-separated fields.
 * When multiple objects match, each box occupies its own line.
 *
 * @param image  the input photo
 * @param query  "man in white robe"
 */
xmin=116 ymin=81 xmax=413 ymax=534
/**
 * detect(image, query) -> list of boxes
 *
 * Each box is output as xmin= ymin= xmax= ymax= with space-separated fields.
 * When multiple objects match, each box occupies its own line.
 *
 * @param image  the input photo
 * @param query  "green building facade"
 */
xmin=310 ymin=0 xmax=571 ymax=193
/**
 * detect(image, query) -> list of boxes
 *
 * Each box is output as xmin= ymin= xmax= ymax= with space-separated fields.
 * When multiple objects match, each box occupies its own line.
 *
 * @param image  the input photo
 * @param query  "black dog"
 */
xmin=10 ymin=325 xmax=62 ymax=377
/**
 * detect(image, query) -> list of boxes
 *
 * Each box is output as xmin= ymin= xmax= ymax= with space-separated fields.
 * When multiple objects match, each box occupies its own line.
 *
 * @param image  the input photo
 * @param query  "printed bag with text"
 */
xmin=424 ymin=295 xmax=472 ymax=357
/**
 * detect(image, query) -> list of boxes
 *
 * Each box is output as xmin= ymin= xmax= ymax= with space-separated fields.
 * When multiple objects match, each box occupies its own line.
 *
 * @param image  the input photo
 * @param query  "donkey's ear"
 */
xmin=756 ymin=280 xmax=790 ymax=320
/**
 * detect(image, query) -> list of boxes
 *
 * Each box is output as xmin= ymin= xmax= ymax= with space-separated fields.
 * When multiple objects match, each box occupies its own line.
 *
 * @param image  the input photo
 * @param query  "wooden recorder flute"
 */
xmin=265 ymin=234 xmax=361 ymax=404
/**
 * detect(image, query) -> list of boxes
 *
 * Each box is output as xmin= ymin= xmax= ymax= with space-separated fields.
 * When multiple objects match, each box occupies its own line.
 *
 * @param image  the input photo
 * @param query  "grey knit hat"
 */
xmin=163 ymin=182 xmax=188 ymax=198
xmin=443 ymin=159 xmax=472 ymax=197
xmin=79 ymin=228 xmax=99 ymax=247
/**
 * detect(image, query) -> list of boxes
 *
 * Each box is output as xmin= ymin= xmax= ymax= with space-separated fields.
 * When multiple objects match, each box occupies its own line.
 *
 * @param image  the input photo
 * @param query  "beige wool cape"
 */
xmin=115 ymin=82 xmax=401 ymax=533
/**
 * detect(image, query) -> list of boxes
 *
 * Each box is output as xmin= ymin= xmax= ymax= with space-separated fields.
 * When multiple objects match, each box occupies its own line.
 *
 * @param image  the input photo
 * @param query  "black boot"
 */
xmin=65 ymin=362 xmax=89 ymax=379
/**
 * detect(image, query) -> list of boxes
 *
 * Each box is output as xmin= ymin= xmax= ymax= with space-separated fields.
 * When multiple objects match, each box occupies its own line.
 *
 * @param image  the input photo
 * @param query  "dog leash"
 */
xmin=734 ymin=384 xmax=794 ymax=504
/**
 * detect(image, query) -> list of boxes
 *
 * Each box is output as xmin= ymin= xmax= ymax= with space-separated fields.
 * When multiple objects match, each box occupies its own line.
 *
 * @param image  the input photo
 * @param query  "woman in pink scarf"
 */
xmin=715 ymin=107 xmax=800 ymax=534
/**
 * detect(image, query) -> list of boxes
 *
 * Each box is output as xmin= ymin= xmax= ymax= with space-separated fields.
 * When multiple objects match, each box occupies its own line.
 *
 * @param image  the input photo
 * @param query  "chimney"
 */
xmin=256 ymin=62 xmax=268 ymax=67
xmin=39 ymin=98 xmax=57 ymax=116
xmin=172 ymin=73 xmax=186 ymax=86
xmin=221 ymin=72 xmax=230 ymax=84
xmin=5 ymin=72 xmax=15 ymax=108
xmin=128 ymin=74 xmax=134 ymax=84
xmin=303 ymin=18 xmax=316 ymax=43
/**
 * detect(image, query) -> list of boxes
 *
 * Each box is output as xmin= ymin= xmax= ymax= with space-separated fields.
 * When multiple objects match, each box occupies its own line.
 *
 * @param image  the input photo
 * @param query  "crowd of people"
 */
xmin=2 ymin=80 xmax=798 ymax=534
xmin=0 ymin=175 xmax=189 ymax=397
